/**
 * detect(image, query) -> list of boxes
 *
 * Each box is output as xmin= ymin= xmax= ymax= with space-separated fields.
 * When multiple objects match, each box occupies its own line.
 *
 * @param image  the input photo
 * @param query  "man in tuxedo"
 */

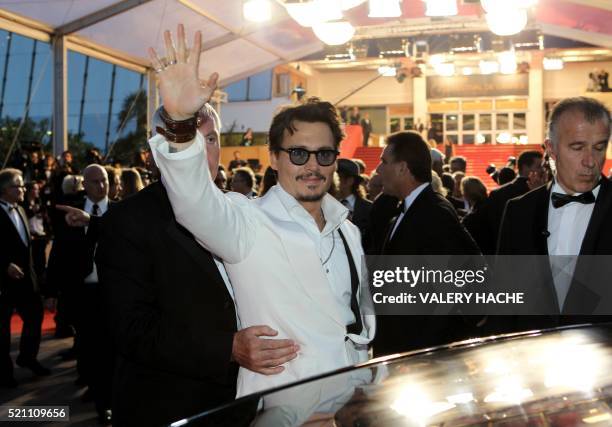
xmin=93 ymin=103 xmax=297 ymax=427
xmin=497 ymin=97 xmax=611 ymax=328
xmin=372 ymin=131 xmax=481 ymax=355
xmin=0 ymin=168 xmax=50 ymax=388
xmin=482 ymin=150 xmax=544 ymax=254
xmin=147 ymin=26 xmax=375 ymax=409
xmin=336 ymin=158 xmax=372 ymax=240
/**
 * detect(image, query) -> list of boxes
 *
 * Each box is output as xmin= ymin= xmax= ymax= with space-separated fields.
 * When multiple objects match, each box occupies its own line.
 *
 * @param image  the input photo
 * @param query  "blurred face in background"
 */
xmin=83 ymin=165 xmax=109 ymax=203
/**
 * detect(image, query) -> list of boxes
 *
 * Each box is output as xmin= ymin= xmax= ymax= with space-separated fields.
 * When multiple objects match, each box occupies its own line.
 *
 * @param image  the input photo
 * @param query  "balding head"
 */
xmin=83 ymin=164 xmax=108 ymax=202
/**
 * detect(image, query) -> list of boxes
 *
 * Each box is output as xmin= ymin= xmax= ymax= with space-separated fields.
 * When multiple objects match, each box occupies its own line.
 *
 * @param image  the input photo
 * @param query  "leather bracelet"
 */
xmin=157 ymin=106 xmax=201 ymax=143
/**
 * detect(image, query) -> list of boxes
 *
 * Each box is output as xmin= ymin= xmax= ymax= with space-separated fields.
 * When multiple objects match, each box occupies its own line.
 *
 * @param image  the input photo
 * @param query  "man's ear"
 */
xmin=544 ymin=138 xmax=556 ymax=161
xmin=269 ymin=150 xmax=279 ymax=171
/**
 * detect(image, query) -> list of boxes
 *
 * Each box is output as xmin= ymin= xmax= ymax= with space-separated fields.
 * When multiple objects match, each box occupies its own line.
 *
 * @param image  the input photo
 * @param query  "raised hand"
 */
xmin=148 ymin=24 xmax=219 ymax=121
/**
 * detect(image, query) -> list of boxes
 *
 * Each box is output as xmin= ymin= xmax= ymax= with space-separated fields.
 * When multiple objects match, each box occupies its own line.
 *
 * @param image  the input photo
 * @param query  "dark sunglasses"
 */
xmin=277 ymin=147 xmax=339 ymax=167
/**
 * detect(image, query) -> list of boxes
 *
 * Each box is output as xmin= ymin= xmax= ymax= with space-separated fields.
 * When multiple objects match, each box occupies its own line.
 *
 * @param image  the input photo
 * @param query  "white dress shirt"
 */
xmin=390 ymin=182 xmax=429 ymax=239
xmin=275 ymin=184 xmax=355 ymax=327
xmin=547 ymin=180 xmax=600 ymax=309
xmin=1 ymin=199 xmax=28 ymax=245
xmin=84 ymin=196 xmax=109 ymax=283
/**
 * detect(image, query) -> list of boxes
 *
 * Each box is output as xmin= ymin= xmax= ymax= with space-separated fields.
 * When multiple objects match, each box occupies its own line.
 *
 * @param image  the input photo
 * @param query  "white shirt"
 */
xmin=275 ymin=184 xmax=355 ymax=327
xmin=341 ymin=194 xmax=356 ymax=212
xmin=390 ymin=182 xmax=429 ymax=239
xmin=547 ymin=180 xmax=600 ymax=309
xmin=84 ymin=196 xmax=109 ymax=283
xmin=0 ymin=199 xmax=28 ymax=245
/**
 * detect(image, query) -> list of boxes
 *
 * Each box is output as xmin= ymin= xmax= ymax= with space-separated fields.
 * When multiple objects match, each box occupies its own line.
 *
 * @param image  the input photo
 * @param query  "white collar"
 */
xmin=84 ymin=196 xmax=109 ymax=215
xmin=402 ymin=182 xmax=429 ymax=213
xmin=550 ymin=179 xmax=601 ymax=199
xmin=272 ymin=184 xmax=348 ymax=236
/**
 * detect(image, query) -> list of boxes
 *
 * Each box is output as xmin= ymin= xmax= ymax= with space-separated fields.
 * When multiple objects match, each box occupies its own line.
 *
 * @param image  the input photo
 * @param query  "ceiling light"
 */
xmin=486 ymin=7 xmax=527 ymax=36
xmin=425 ymin=0 xmax=457 ymax=17
xmin=285 ymin=0 xmax=342 ymax=27
xmin=543 ymin=57 xmax=564 ymax=70
xmin=368 ymin=0 xmax=402 ymax=18
xmin=243 ymin=0 xmax=272 ymax=22
xmin=312 ymin=21 xmax=355 ymax=45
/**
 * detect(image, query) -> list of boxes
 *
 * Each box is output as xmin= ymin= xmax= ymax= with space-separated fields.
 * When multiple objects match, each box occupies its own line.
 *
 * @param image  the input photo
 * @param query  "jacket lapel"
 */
xmin=579 ymin=176 xmax=612 ymax=255
xmin=533 ymin=182 xmax=552 ymax=255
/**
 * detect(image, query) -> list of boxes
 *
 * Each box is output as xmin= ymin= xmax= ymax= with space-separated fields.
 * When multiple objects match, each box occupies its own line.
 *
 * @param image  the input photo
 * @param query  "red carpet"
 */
xmin=11 ymin=310 xmax=56 ymax=337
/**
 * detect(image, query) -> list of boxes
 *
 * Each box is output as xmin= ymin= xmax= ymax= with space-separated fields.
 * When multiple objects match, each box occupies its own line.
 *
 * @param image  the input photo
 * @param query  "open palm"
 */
xmin=148 ymin=24 xmax=219 ymax=120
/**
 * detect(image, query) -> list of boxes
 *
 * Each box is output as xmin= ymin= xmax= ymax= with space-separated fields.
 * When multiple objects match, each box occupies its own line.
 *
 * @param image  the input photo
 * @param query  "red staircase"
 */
xmin=347 ymin=144 xmax=545 ymax=191
xmin=454 ymin=144 xmax=543 ymax=189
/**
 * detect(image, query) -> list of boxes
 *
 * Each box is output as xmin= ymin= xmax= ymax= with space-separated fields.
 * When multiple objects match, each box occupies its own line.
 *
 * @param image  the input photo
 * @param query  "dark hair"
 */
xmin=449 ymin=156 xmax=467 ymax=172
xmin=498 ymin=167 xmax=517 ymax=185
xmin=441 ymin=172 xmax=455 ymax=193
xmin=268 ymin=97 xmax=344 ymax=152
xmin=517 ymin=150 xmax=543 ymax=175
xmin=259 ymin=166 xmax=278 ymax=197
xmin=385 ymin=131 xmax=432 ymax=183
xmin=233 ymin=167 xmax=255 ymax=189
xmin=548 ymin=96 xmax=611 ymax=147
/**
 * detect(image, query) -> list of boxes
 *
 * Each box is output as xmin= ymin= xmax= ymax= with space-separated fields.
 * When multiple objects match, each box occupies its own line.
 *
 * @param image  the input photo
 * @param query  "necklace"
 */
xmin=321 ymin=230 xmax=335 ymax=273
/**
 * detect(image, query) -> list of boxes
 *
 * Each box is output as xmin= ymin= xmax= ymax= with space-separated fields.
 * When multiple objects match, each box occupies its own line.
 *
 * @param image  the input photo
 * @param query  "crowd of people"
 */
xmin=1 ymin=24 xmax=611 ymax=427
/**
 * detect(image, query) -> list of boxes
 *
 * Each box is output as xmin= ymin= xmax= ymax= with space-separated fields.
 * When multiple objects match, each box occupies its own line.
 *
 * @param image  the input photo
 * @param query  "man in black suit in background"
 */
xmin=482 ymin=150 xmax=544 ymax=254
xmin=360 ymin=112 xmax=373 ymax=147
xmin=92 ymin=104 xmax=297 ymax=427
xmin=497 ymin=96 xmax=612 ymax=329
xmin=371 ymin=132 xmax=481 ymax=356
xmin=336 ymin=159 xmax=372 ymax=241
xmin=0 ymin=168 xmax=50 ymax=388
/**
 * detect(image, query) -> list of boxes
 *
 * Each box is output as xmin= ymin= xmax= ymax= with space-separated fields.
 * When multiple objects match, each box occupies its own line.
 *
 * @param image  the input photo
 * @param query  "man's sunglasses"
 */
xmin=277 ymin=148 xmax=340 ymax=167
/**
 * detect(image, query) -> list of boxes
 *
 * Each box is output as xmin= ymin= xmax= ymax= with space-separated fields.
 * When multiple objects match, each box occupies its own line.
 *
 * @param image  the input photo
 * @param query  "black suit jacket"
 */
xmin=383 ymin=186 xmax=481 ymax=256
xmin=351 ymin=196 xmax=373 ymax=244
xmin=483 ymin=176 xmax=531 ymax=254
xmin=373 ymin=185 xmax=482 ymax=356
xmin=0 ymin=205 xmax=37 ymax=294
xmin=496 ymin=176 xmax=612 ymax=330
xmin=46 ymin=197 xmax=109 ymax=294
xmin=95 ymin=182 xmax=239 ymax=427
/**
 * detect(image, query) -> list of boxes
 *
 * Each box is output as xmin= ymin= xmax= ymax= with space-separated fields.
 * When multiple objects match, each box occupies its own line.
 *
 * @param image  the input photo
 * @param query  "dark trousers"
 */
xmin=0 ymin=288 xmax=43 ymax=378
xmin=363 ymin=132 xmax=370 ymax=147
xmin=79 ymin=281 xmax=113 ymax=413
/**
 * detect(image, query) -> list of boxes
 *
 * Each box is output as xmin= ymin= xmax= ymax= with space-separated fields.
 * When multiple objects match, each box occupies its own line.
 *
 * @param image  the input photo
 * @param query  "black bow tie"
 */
xmin=551 ymin=191 xmax=596 ymax=209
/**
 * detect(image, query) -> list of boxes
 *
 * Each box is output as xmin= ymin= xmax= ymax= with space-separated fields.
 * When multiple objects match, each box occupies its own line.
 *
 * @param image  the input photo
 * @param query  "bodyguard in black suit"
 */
xmin=93 ymin=104 xmax=296 ymax=427
xmin=482 ymin=150 xmax=544 ymax=254
xmin=371 ymin=132 xmax=481 ymax=356
xmin=497 ymin=96 xmax=612 ymax=331
xmin=0 ymin=168 xmax=50 ymax=388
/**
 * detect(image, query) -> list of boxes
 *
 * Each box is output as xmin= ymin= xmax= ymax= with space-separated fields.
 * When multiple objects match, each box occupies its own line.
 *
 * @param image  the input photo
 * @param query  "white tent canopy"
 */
xmin=0 ymin=0 xmax=324 ymax=85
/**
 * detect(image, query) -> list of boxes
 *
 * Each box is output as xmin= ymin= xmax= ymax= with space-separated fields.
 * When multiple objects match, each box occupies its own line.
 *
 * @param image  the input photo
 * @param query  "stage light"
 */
xmin=479 ymin=60 xmax=499 ymax=74
xmin=378 ymin=65 xmax=397 ymax=76
xmin=312 ymin=21 xmax=355 ymax=45
xmin=499 ymin=51 xmax=517 ymax=74
xmin=425 ymin=0 xmax=457 ymax=17
xmin=434 ymin=63 xmax=455 ymax=76
xmin=285 ymin=0 xmax=342 ymax=27
xmin=368 ymin=0 xmax=402 ymax=18
xmin=243 ymin=0 xmax=271 ymax=22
